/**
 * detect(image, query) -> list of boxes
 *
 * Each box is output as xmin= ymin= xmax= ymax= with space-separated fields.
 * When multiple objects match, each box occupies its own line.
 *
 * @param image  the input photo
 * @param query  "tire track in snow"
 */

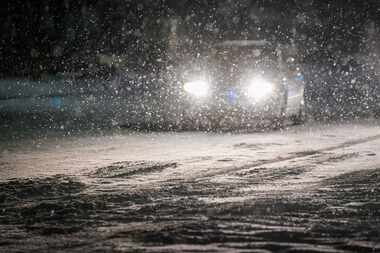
xmin=192 ymin=133 xmax=380 ymax=179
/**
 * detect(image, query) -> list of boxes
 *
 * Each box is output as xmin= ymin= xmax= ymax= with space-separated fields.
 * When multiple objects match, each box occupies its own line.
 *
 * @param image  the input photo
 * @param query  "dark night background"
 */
xmin=0 ymin=0 xmax=380 ymax=120
xmin=1 ymin=0 xmax=379 ymax=78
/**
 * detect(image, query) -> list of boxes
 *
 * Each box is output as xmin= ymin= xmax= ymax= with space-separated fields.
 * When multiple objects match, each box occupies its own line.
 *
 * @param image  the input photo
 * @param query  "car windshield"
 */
xmin=212 ymin=42 xmax=277 ymax=65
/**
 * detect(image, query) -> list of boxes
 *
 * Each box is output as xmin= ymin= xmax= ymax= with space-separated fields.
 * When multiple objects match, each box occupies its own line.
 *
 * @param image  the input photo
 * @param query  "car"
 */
xmin=162 ymin=40 xmax=306 ymax=130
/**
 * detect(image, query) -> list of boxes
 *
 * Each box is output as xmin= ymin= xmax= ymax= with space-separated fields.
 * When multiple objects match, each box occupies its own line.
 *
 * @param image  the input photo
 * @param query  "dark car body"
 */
xmin=163 ymin=40 xmax=305 ymax=129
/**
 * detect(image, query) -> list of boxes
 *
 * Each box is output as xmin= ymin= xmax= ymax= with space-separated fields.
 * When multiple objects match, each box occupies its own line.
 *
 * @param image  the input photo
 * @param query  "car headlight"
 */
xmin=246 ymin=76 xmax=274 ymax=101
xmin=184 ymin=80 xmax=210 ymax=98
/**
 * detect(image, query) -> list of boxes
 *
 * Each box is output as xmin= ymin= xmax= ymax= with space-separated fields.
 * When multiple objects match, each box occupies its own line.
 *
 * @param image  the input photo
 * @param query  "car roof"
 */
xmin=214 ymin=40 xmax=272 ymax=48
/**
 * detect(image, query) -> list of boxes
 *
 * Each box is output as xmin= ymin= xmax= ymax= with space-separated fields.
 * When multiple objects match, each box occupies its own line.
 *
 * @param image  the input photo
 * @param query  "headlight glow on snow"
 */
xmin=246 ymin=76 xmax=274 ymax=101
xmin=184 ymin=80 xmax=210 ymax=98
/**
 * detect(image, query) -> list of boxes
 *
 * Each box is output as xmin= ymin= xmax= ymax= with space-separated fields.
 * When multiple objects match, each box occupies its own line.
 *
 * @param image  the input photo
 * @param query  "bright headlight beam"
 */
xmin=184 ymin=80 xmax=209 ymax=98
xmin=246 ymin=76 xmax=274 ymax=101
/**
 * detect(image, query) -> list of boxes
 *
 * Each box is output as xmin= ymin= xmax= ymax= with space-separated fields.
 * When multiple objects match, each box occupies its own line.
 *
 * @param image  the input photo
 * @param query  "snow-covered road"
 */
xmin=0 ymin=121 xmax=380 ymax=252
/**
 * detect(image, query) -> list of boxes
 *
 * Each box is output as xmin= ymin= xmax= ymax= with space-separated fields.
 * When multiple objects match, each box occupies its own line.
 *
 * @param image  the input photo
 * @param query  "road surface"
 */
xmin=0 ymin=120 xmax=380 ymax=252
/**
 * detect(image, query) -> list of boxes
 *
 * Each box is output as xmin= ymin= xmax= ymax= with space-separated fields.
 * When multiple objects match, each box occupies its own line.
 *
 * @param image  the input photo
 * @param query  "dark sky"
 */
xmin=0 ymin=0 xmax=379 ymax=78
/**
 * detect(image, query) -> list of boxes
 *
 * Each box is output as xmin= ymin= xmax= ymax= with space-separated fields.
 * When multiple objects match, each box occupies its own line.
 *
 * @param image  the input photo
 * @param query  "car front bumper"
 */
xmin=174 ymin=90 xmax=283 ymax=127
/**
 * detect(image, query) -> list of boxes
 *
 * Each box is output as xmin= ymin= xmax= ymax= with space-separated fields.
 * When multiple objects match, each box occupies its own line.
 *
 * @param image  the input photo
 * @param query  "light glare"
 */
xmin=246 ymin=76 xmax=274 ymax=101
xmin=184 ymin=80 xmax=209 ymax=98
